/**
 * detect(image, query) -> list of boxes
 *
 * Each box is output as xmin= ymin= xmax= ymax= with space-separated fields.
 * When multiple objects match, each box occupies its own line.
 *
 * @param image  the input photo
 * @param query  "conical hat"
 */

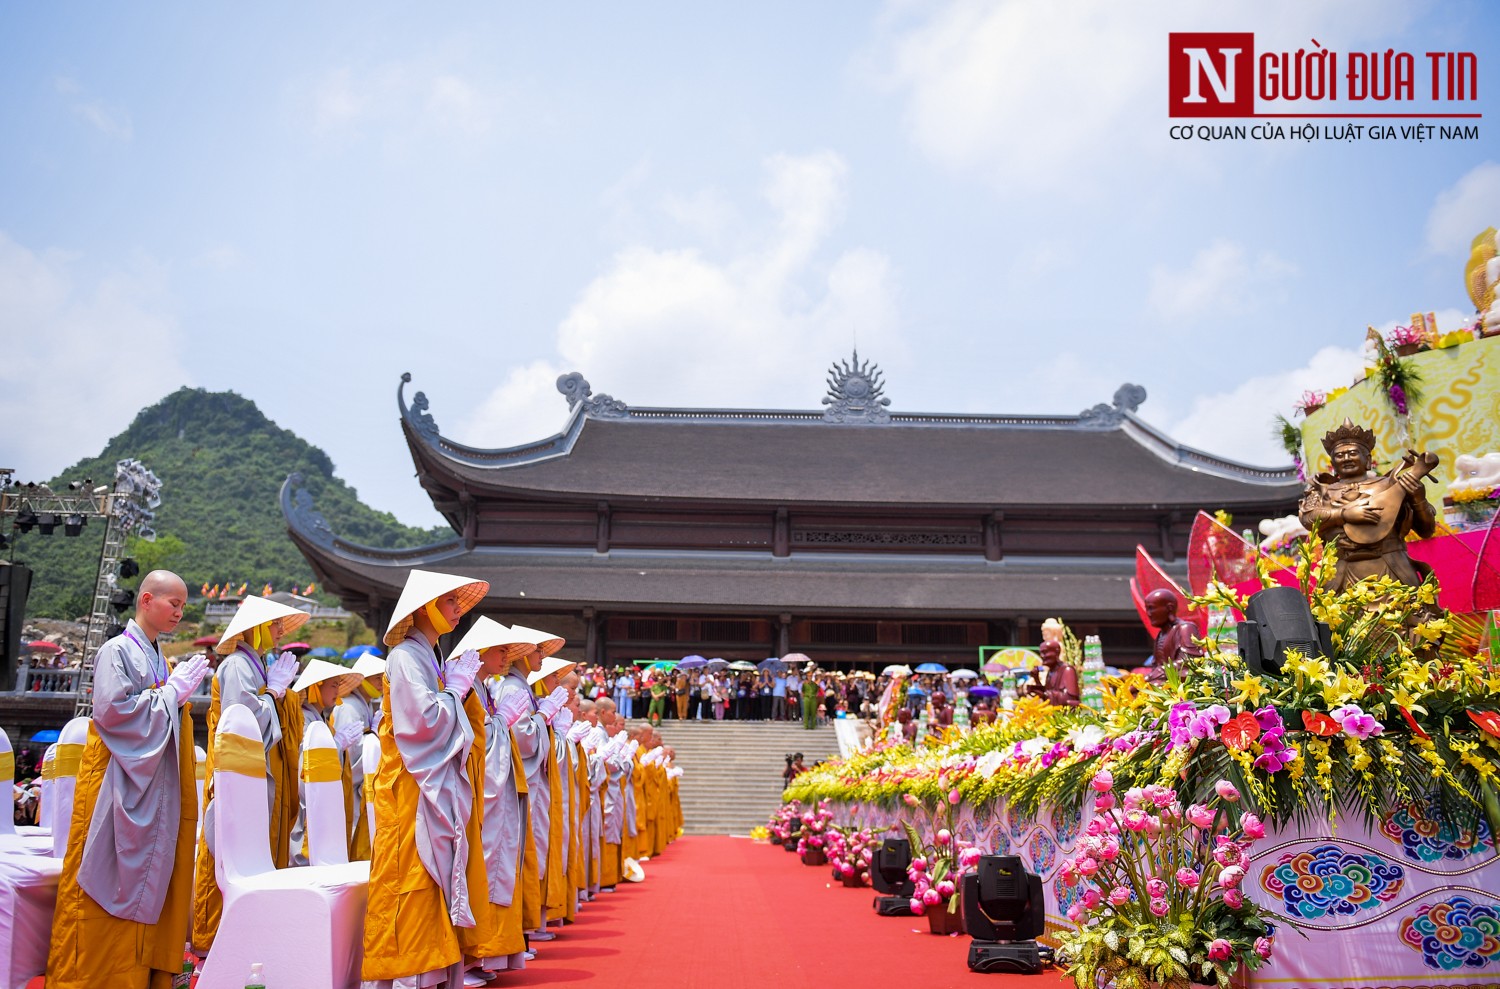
xmin=351 ymin=653 xmax=388 ymax=679
xmin=526 ymin=654 xmax=577 ymax=686
xmin=507 ymin=623 xmax=566 ymax=659
xmin=622 ymin=857 xmax=646 ymax=882
xmin=291 ymin=658 xmax=363 ymax=698
xmin=446 ymin=616 xmax=538 ymax=663
xmin=216 ymin=595 xmax=311 ymax=655
xmin=383 ymin=569 xmax=490 ymax=646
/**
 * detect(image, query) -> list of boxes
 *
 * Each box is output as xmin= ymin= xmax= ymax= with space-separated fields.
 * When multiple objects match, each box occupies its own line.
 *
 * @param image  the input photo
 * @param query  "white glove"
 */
xmin=443 ymin=650 xmax=481 ymax=697
xmin=626 ymin=739 xmax=640 ymax=756
xmin=333 ymin=722 xmax=363 ymax=752
xmin=166 ymin=655 xmax=209 ymax=706
xmin=567 ymin=721 xmax=591 ymax=743
xmin=667 ymin=767 xmax=683 ymax=779
xmin=585 ymin=726 xmax=608 ymax=751
xmin=265 ymin=652 xmax=300 ymax=699
xmin=497 ymin=688 xmax=535 ymax=728
xmin=552 ymin=708 xmax=575 ymax=736
xmin=536 ymin=686 xmax=568 ymax=722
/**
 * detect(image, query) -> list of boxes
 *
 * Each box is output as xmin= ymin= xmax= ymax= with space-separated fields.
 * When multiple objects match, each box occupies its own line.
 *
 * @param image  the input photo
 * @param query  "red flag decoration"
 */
xmin=201 ymin=583 xmax=210 ymax=596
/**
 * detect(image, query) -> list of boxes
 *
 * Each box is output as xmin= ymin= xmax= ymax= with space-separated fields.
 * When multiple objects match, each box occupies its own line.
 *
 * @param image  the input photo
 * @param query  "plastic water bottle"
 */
xmin=172 ymin=943 xmax=195 ymax=988
xmin=244 ymin=962 xmax=266 ymax=989
xmin=1081 ymin=636 xmax=1105 ymax=711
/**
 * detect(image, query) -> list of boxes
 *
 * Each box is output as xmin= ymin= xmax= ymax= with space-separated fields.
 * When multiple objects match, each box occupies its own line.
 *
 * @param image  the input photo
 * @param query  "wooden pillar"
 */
xmin=1158 ymin=512 xmax=1177 ymax=563
xmin=777 ymin=613 xmax=791 ymax=656
xmin=984 ymin=510 xmax=1004 ymax=562
xmin=596 ymin=502 xmax=611 ymax=554
xmin=773 ymin=507 xmax=789 ymax=558
xmin=584 ymin=607 xmax=599 ymax=665
xmin=460 ymin=491 xmax=476 ymax=551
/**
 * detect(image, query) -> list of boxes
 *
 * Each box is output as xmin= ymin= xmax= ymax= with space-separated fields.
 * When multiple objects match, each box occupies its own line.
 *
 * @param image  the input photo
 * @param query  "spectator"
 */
xmin=614 ymin=668 xmax=635 ymax=719
xmin=771 ymin=670 xmax=788 ymax=721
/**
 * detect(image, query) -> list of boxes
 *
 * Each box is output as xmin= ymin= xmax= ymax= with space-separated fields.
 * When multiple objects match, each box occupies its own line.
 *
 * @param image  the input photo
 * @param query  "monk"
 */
xmin=192 ymin=595 xmax=307 ymax=953
xmin=47 ymin=570 xmax=210 ymax=989
xmin=361 ymin=569 xmax=489 ymax=989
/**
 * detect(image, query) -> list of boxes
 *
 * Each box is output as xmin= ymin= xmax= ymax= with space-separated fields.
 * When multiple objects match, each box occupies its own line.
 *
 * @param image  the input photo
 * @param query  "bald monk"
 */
xmin=47 ymin=571 xmax=210 ymax=989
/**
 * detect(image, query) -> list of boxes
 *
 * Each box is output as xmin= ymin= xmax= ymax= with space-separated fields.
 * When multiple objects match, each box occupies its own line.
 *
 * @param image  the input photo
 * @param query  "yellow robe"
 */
xmin=488 ymin=729 xmax=531 ymax=958
xmin=543 ymin=728 xmax=567 ymax=913
xmin=361 ymin=676 xmax=490 ymax=980
xmin=47 ymin=711 xmax=197 ymax=989
xmin=191 ymin=681 xmax=302 ymax=952
xmin=631 ymin=754 xmax=647 ymax=857
xmin=456 ymin=694 xmax=503 ymax=963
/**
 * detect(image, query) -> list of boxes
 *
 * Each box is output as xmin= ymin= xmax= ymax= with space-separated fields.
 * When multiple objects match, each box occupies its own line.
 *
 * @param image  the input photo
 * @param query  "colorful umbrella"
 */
xmin=948 ymin=669 xmax=980 ymax=679
xmin=966 ymin=684 xmax=1000 ymax=699
xmin=757 ymin=658 xmax=785 ymax=672
xmin=25 ymin=641 xmax=63 ymax=654
xmin=307 ymin=647 xmax=341 ymax=659
xmin=781 ymin=653 xmax=813 ymax=667
xmin=29 ymin=729 xmax=60 ymax=743
xmin=705 ymin=658 xmax=729 ymax=671
xmin=677 ymin=655 xmax=708 ymax=669
xmin=728 ymin=660 xmax=758 ymax=671
xmin=881 ymin=664 xmax=911 ymax=677
xmin=343 ymin=645 xmax=382 ymax=660
xmin=914 ymin=662 xmax=948 ymax=674
xmin=281 ymin=642 xmax=313 ymax=654
xmin=193 ymin=635 xmax=220 ymax=647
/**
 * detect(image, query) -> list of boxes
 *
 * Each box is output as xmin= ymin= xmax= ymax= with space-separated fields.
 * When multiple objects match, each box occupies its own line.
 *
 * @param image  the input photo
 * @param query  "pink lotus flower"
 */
xmin=840 ymin=863 xmax=854 ymax=876
xmin=937 ymin=880 xmax=955 ymax=898
xmin=909 ymin=897 xmax=925 ymax=915
xmin=1146 ymin=877 xmax=1168 ymax=899
xmin=911 ymin=857 xmax=927 ymax=873
xmin=1075 ymin=857 xmax=1100 ymax=877
xmin=1123 ymin=786 xmax=1146 ymax=810
xmin=922 ymin=888 xmax=941 ymax=906
xmin=1187 ymin=804 xmax=1216 ymax=829
xmin=948 ymin=788 xmax=962 ymax=805
xmin=1207 ymin=938 xmax=1233 ymax=961
xmin=1254 ymin=936 xmax=1273 ymax=960
xmin=935 ymin=828 xmax=951 ymax=846
xmin=1175 ymin=867 xmax=1200 ymax=890
xmin=1218 ymin=865 xmax=1246 ymax=889
xmin=1149 ymin=897 xmax=1169 ymax=918
xmin=1214 ymin=780 xmax=1240 ymax=802
xmin=1240 ymin=813 xmax=1266 ymax=840
xmin=1080 ymin=888 xmax=1101 ymax=909
xmin=1066 ymin=904 xmax=1082 ymax=922
xmin=1222 ymin=888 xmax=1244 ymax=909
xmin=1121 ymin=809 xmax=1151 ymax=832
xmin=903 ymin=793 xmax=920 ymax=807
xmin=1108 ymin=886 xmax=1131 ymax=906
xmin=1097 ymin=836 xmax=1120 ymax=861
xmin=1090 ymin=769 xmax=1114 ymax=792
xmin=1095 ymin=792 xmax=1116 ymax=811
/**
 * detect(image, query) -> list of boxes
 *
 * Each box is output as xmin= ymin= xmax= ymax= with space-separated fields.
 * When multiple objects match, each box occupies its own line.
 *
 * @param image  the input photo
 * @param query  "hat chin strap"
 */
xmin=424 ymin=600 xmax=456 ymax=636
xmin=248 ymin=624 xmax=271 ymax=653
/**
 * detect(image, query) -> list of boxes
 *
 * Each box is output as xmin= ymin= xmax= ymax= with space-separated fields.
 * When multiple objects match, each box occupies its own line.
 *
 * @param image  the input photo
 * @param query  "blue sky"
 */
xmin=3 ymin=2 xmax=1498 ymax=527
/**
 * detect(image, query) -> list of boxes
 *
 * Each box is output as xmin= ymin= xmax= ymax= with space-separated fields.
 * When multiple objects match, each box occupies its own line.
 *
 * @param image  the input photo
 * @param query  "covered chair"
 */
xmin=0 ymin=728 xmax=49 ymax=852
xmin=300 ymin=722 xmax=348 ymax=867
xmin=360 ymin=734 xmax=380 ymax=847
xmin=196 ymin=704 xmax=369 ymax=989
xmin=48 ymin=718 xmax=90 ymax=860
xmin=0 ymin=723 xmax=78 ymax=987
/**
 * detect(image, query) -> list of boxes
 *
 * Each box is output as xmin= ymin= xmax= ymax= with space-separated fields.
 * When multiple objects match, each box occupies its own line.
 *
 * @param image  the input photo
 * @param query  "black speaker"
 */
xmin=0 ymin=564 xmax=33 ymax=690
xmin=1236 ymin=586 xmax=1332 ymax=677
xmin=871 ymin=837 xmax=915 ymax=916
xmin=963 ymin=857 xmax=1048 ymax=974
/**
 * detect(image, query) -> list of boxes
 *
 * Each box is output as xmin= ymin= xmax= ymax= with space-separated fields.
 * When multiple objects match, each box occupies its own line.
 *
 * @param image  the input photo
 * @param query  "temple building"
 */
xmin=282 ymin=356 xmax=1300 ymax=668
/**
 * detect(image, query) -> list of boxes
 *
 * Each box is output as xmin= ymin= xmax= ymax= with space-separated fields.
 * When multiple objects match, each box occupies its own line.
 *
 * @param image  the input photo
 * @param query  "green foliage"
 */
xmin=13 ymin=387 xmax=449 ymax=618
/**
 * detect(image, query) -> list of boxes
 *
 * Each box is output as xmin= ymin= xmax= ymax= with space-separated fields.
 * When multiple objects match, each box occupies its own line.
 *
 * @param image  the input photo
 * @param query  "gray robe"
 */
xmin=480 ymin=678 xmax=526 ymax=907
xmin=586 ymin=746 xmax=607 ymax=892
xmin=601 ymin=749 xmax=626 ymax=845
xmin=77 ymin=620 xmax=185 ymax=923
xmin=498 ymin=670 xmax=549 ymax=894
xmin=334 ymin=690 xmax=376 ymax=839
xmin=201 ymin=644 xmax=280 ymax=857
xmin=387 ymin=632 xmax=476 ymax=927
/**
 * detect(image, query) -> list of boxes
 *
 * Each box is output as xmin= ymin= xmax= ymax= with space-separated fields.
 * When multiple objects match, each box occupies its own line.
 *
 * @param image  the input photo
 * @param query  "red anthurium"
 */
xmin=1467 ymin=710 xmax=1500 ymax=738
xmin=1398 ymin=706 xmax=1430 ymax=741
xmin=1301 ymin=710 xmax=1342 ymax=737
xmin=1221 ymin=712 xmax=1261 ymax=751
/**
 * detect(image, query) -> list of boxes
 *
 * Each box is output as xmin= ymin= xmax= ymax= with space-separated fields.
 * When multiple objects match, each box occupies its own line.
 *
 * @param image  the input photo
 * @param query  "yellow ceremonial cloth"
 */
xmin=455 ymin=693 xmax=502 ymax=961
xmin=569 ymin=745 xmax=587 ymax=899
xmin=631 ymin=754 xmax=647 ymax=856
xmin=519 ymin=735 xmax=542 ymax=931
xmin=52 ymin=742 xmax=85 ymax=778
xmin=0 ymin=751 xmax=13 ymax=780
xmin=300 ymin=746 xmax=341 ymax=784
xmin=47 ymin=710 xmax=197 ymax=989
xmin=601 ymin=840 xmax=622 ymax=887
xmin=192 ymin=681 xmax=302 ymax=952
xmin=670 ymin=776 xmax=682 ymax=838
xmin=543 ymin=729 xmax=567 ymax=912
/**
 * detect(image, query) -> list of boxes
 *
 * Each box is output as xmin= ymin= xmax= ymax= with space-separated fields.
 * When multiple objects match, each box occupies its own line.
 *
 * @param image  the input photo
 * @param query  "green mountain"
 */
xmin=12 ymin=388 xmax=449 ymax=619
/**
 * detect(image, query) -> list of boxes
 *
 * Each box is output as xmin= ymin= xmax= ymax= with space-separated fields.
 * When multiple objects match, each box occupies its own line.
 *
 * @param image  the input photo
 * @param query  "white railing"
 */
xmin=11 ymin=662 xmax=213 ymax=699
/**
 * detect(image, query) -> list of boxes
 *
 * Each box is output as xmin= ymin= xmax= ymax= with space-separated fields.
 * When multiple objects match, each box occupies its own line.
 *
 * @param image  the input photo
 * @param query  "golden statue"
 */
xmin=1298 ymin=419 xmax=1439 ymax=592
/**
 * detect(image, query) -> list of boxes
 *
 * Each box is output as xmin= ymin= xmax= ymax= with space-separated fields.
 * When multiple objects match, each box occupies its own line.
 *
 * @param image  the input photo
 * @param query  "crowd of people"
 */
xmin=572 ymin=665 xmax=884 ymax=726
xmin=36 ymin=568 xmax=684 ymax=989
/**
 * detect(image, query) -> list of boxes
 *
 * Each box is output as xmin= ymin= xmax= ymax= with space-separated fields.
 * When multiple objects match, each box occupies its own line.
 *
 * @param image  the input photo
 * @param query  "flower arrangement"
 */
xmin=825 ymin=825 xmax=879 ymax=886
xmin=1386 ymin=323 xmax=1425 ymax=350
xmin=1292 ymin=389 xmax=1326 ymax=417
xmin=795 ymin=799 xmax=835 ymax=865
xmin=768 ymin=800 xmax=803 ymax=845
xmin=749 ymin=825 xmax=770 ymax=843
xmin=900 ymin=781 xmax=982 ymax=928
xmin=1056 ymin=772 xmax=1278 ymax=989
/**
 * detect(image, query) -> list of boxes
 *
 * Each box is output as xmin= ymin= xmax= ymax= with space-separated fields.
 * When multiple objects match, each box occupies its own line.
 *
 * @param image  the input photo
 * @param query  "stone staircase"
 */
xmin=652 ymin=720 xmax=842 ymax=836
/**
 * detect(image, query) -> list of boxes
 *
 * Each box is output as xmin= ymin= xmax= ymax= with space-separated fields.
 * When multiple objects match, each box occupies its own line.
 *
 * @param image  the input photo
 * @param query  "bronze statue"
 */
xmin=1143 ymin=589 xmax=1203 ymax=678
xmin=1025 ymin=639 xmax=1081 ymax=706
xmin=1298 ymin=419 xmax=1438 ymax=593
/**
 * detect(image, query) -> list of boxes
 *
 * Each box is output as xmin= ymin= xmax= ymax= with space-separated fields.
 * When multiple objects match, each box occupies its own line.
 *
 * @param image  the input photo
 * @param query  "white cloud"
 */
xmin=866 ymin=0 xmax=1418 ymax=193
xmin=55 ymin=75 xmax=132 ymax=141
xmin=0 ymin=231 xmax=190 ymax=479
xmin=1148 ymin=239 xmax=1296 ymax=321
xmin=1424 ymin=161 xmax=1500 ymax=256
xmin=1164 ymin=345 xmax=1367 ymax=466
xmin=456 ymin=151 xmax=903 ymax=447
xmin=301 ymin=62 xmax=499 ymax=141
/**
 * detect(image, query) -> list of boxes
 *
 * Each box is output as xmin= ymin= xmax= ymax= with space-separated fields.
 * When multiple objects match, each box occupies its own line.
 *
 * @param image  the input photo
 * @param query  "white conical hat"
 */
xmin=622 ymin=857 xmax=645 ymax=882
xmin=507 ymin=623 xmax=566 ymax=659
xmin=292 ymin=658 xmax=363 ymax=698
xmin=351 ymin=653 xmax=388 ymax=679
xmin=383 ymin=569 xmax=490 ymax=647
xmin=447 ymin=616 xmax=538 ymax=663
xmin=216 ymin=595 xmax=311 ymax=655
xmin=526 ymin=654 xmax=577 ymax=686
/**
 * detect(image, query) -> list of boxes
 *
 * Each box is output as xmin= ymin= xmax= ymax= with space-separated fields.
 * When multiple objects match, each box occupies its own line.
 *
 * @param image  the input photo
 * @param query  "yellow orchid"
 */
xmin=1320 ymin=669 xmax=1369 ymax=708
xmin=1228 ymin=673 xmax=1270 ymax=708
xmin=1387 ymin=685 xmax=1427 ymax=715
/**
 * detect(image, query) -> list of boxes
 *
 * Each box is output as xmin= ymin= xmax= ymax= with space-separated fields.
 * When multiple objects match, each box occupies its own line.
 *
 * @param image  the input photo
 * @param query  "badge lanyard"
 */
xmin=236 ymin=642 xmax=269 ymax=684
xmin=123 ymin=626 xmax=168 ymax=688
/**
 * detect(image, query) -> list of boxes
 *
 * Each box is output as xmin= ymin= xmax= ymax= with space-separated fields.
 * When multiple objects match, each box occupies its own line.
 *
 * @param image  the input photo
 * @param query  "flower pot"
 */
xmin=769 ymin=835 xmax=783 ymax=846
xmin=1394 ymin=343 xmax=1422 ymax=357
xmin=783 ymin=841 xmax=799 ymax=853
xmin=840 ymin=872 xmax=866 ymax=888
xmin=925 ymin=899 xmax=964 ymax=935
xmin=802 ymin=848 xmax=828 ymax=866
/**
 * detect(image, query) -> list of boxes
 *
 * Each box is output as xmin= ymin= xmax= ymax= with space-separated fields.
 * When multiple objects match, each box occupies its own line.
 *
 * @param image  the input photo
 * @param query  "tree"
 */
xmin=125 ymin=533 xmax=188 ymax=578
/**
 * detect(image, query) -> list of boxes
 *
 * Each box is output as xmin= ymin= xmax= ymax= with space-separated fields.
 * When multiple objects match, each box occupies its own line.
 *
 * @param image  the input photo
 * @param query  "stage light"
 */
xmin=15 ymin=508 xmax=36 ymax=533
xmin=119 ymin=558 xmax=139 ymax=579
xmin=36 ymin=513 xmax=57 ymax=536
xmin=109 ymin=588 xmax=135 ymax=613
xmin=0 ymin=532 xmax=8 ymax=550
xmin=870 ymin=837 xmax=916 ymax=916
xmin=963 ymin=855 xmax=1048 ymax=974
xmin=63 ymin=514 xmax=85 ymax=537
xmin=1236 ymin=586 xmax=1333 ymax=678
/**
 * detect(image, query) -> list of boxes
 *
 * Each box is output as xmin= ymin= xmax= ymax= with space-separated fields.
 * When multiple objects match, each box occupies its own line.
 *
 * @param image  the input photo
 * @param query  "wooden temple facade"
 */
xmin=283 ymin=358 xmax=1301 ymax=668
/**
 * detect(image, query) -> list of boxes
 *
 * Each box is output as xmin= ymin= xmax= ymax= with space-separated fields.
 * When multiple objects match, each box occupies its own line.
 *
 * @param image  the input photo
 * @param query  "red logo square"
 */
xmin=1169 ymin=33 xmax=1254 ymax=117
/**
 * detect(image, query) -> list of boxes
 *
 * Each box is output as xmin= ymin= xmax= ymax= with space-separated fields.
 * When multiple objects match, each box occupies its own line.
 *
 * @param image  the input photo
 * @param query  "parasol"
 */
xmin=914 ymin=662 xmax=948 ymax=674
xmin=947 ymin=669 xmax=979 ymax=680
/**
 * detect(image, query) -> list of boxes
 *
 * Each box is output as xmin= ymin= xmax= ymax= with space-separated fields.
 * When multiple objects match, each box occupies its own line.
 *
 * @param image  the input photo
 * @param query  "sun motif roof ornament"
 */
xmin=822 ymin=350 xmax=891 ymax=424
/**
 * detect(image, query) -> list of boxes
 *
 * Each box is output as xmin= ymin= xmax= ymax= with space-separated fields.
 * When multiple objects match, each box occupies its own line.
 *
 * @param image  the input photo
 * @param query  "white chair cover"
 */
xmin=50 ymin=718 xmax=91 ymax=860
xmin=361 ymin=734 xmax=380 ymax=846
xmin=0 ymin=728 xmax=49 ymax=853
xmin=196 ymin=704 xmax=369 ymax=989
xmin=36 ymin=746 xmax=56 ymax=835
xmin=195 ymin=745 xmax=207 ymax=835
xmin=302 ymin=722 xmax=348 ymax=867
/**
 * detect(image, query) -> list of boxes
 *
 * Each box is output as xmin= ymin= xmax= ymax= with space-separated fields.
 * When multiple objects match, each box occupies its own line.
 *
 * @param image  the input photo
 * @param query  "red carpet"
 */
xmin=495 ymin=836 xmax=1075 ymax=989
xmin=30 ymin=836 xmax=1075 ymax=988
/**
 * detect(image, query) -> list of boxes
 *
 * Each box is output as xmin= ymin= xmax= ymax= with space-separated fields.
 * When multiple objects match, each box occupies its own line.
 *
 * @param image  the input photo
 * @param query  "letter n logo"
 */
xmin=1168 ymin=33 xmax=1253 ymax=117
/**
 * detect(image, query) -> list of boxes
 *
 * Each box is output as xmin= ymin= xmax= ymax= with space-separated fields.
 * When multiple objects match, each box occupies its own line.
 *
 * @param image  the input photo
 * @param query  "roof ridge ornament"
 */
xmin=282 ymin=472 xmax=336 ymax=548
xmin=556 ymin=372 xmax=629 ymax=419
xmin=400 ymin=372 xmax=440 ymax=442
xmin=1077 ymin=383 xmax=1147 ymax=428
xmin=821 ymin=349 xmax=891 ymax=424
